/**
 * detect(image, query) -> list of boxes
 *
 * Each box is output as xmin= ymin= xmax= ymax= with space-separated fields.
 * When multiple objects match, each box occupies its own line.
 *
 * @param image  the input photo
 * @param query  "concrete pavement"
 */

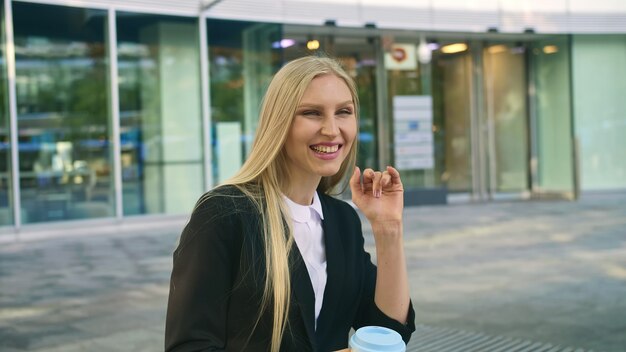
xmin=1 ymin=192 xmax=625 ymax=351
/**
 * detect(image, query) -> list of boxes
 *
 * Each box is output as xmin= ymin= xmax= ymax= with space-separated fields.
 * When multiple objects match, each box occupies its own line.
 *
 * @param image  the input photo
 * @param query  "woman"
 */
xmin=165 ymin=56 xmax=415 ymax=351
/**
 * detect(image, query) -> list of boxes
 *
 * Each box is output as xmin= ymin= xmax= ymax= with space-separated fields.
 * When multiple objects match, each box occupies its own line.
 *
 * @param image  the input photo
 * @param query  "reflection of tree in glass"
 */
xmin=63 ymin=41 xmax=110 ymax=179
xmin=210 ymin=48 xmax=245 ymax=124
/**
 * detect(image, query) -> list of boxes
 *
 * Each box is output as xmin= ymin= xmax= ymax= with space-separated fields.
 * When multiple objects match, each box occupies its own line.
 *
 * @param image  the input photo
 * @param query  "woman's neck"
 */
xmin=284 ymin=178 xmax=320 ymax=205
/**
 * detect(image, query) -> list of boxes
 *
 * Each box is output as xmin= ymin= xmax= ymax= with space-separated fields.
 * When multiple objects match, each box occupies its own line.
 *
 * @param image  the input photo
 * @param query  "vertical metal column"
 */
xmin=482 ymin=43 xmax=498 ymax=199
xmin=107 ymin=8 xmax=123 ymax=220
xmin=527 ymin=44 xmax=540 ymax=194
xmin=468 ymin=43 xmax=480 ymax=201
xmin=4 ymin=0 xmax=21 ymax=232
xmin=374 ymin=37 xmax=389 ymax=169
xmin=199 ymin=15 xmax=213 ymax=190
xmin=567 ymin=34 xmax=579 ymax=200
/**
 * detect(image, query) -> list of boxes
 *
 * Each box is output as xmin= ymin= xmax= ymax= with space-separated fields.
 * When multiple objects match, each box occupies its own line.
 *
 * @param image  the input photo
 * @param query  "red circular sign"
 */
xmin=392 ymin=47 xmax=407 ymax=62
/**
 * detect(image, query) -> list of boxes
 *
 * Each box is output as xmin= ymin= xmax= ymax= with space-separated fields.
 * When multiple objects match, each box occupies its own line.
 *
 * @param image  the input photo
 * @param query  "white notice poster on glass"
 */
xmin=393 ymin=96 xmax=434 ymax=170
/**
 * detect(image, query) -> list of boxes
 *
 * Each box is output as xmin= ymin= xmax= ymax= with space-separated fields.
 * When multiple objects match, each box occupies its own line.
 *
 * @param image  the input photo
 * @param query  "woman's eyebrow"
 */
xmin=297 ymin=100 xmax=354 ymax=109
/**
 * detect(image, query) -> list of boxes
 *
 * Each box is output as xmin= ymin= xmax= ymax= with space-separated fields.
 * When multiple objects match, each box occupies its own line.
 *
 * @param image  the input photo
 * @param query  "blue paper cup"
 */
xmin=349 ymin=326 xmax=406 ymax=352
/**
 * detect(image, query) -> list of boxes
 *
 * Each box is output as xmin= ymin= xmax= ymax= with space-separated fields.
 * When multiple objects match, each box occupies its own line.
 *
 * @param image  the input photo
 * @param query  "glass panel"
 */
xmin=385 ymin=39 xmax=449 ymax=189
xmin=13 ymin=3 xmax=114 ymax=223
xmin=431 ymin=46 xmax=473 ymax=192
xmin=572 ymin=34 xmax=626 ymax=190
xmin=483 ymin=43 xmax=530 ymax=192
xmin=0 ymin=3 xmax=12 ymax=226
xmin=242 ymin=23 xmax=280 ymax=157
xmin=207 ymin=19 xmax=281 ymax=184
xmin=531 ymin=37 xmax=574 ymax=194
xmin=337 ymin=38 xmax=378 ymax=174
xmin=117 ymin=13 xmax=204 ymax=215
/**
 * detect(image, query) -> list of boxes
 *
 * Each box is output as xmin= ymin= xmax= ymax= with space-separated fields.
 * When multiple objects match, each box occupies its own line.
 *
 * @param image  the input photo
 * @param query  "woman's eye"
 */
xmin=302 ymin=110 xmax=320 ymax=116
xmin=338 ymin=109 xmax=353 ymax=115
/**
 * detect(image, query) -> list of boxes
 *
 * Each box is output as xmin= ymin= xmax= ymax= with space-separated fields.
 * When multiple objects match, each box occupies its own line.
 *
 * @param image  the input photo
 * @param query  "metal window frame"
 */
xmin=107 ymin=7 xmax=123 ymax=220
xmin=199 ymin=14 xmax=213 ymax=191
xmin=4 ymin=0 xmax=20 ymax=235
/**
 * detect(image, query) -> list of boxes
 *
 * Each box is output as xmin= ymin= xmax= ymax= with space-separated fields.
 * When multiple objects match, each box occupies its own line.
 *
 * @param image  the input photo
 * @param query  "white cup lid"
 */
xmin=349 ymin=326 xmax=405 ymax=352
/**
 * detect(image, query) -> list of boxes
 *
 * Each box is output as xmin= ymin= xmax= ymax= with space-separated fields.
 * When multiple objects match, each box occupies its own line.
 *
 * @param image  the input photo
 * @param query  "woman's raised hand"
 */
xmin=349 ymin=166 xmax=404 ymax=226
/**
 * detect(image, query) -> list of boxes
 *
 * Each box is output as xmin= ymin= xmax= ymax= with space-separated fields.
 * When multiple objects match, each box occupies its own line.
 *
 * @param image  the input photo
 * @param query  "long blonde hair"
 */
xmin=215 ymin=56 xmax=359 ymax=350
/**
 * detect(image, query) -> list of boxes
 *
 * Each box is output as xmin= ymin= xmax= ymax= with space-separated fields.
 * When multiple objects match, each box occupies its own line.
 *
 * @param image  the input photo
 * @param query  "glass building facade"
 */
xmin=1 ymin=1 xmax=625 ymax=232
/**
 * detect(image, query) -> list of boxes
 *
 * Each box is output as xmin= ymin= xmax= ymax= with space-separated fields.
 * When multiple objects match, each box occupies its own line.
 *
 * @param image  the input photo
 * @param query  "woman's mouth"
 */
xmin=309 ymin=144 xmax=343 ymax=160
xmin=310 ymin=144 xmax=341 ymax=154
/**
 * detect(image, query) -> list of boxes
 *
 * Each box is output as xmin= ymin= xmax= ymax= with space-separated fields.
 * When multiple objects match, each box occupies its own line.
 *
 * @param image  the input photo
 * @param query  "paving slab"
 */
xmin=0 ymin=192 xmax=624 ymax=351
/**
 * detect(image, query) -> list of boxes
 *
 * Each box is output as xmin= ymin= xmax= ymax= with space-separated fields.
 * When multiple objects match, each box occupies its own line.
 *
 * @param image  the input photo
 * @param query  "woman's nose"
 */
xmin=320 ymin=116 xmax=339 ymax=136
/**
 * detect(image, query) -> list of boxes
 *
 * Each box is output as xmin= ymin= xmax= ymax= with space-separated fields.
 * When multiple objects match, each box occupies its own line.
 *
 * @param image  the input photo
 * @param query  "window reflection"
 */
xmin=14 ymin=3 xmax=114 ymax=223
xmin=207 ymin=19 xmax=281 ymax=184
xmin=117 ymin=13 xmax=204 ymax=215
xmin=431 ymin=47 xmax=472 ymax=192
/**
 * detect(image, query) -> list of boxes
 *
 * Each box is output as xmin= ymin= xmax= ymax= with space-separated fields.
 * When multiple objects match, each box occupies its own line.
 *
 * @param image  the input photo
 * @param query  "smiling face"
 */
xmin=283 ymin=74 xmax=357 ymax=190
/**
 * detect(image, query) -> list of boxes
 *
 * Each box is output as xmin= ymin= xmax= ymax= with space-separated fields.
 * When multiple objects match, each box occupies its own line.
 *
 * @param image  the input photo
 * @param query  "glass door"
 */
xmin=528 ymin=37 xmax=575 ymax=198
xmin=483 ymin=42 xmax=531 ymax=198
xmin=431 ymin=44 xmax=474 ymax=194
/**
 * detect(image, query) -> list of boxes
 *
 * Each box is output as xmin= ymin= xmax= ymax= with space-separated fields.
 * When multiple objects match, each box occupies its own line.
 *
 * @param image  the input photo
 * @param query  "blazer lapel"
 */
xmin=315 ymin=195 xmax=346 ymax=336
xmin=289 ymin=243 xmax=317 ymax=348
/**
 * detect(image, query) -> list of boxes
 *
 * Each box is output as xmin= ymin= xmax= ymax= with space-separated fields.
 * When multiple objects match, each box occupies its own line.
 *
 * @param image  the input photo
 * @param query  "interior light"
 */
xmin=487 ymin=44 xmax=507 ymax=54
xmin=272 ymin=39 xmax=296 ymax=49
xmin=441 ymin=43 xmax=468 ymax=54
xmin=427 ymin=42 xmax=440 ymax=51
xmin=307 ymin=40 xmax=320 ymax=50
xmin=543 ymin=45 xmax=558 ymax=54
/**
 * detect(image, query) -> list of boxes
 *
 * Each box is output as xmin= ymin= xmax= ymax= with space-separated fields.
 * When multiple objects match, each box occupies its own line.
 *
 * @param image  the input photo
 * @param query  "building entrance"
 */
xmin=432 ymin=40 xmax=536 ymax=201
xmin=432 ymin=37 xmax=575 ymax=201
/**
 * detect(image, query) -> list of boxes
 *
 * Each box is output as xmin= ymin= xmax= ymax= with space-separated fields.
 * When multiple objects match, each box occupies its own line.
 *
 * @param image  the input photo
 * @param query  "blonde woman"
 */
xmin=165 ymin=56 xmax=415 ymax=351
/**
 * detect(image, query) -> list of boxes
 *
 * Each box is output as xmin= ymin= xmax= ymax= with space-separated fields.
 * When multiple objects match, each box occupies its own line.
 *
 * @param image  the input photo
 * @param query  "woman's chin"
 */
xmin=316 ymin=165 xmax=343 ymax=178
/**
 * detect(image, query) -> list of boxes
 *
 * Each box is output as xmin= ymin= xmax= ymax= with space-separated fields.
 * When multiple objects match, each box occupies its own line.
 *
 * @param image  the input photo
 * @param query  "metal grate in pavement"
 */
xmin=406 ymin=325 xmax=600 ymax=352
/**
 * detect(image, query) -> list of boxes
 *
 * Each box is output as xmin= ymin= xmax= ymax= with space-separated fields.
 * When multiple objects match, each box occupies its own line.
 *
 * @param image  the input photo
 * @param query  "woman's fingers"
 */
xmin=381 ymin=171 xmax=391 ymax=188
xmin=362 ymin=168 xmax=382 ymax=198
xmin=353 ymin=166 xmax=403 ymax=198
xmin=387 ymin=166 xmax=403 ymax=186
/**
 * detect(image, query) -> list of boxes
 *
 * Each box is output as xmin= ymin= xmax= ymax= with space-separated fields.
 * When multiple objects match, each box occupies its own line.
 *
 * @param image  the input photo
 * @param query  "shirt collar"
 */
xmin=283 ymin=191 xmax=325 ymax=223
xmin=310 ymin=191 xmax=324 ymax=220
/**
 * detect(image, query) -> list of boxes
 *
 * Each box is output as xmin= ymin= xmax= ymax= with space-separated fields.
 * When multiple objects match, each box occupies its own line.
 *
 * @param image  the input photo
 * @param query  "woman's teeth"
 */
xmin=311 ymin=145 xmax=339 ymax=154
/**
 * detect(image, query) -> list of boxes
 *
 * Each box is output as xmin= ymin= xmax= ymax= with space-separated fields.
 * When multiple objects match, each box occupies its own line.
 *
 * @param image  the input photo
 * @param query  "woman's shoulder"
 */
xmin=194 ymin=184 xmax=259 ymax=214
xmin=176 ymin=185 xmax=261 ymax=255
xmin=201 ymin=184 xmax=249 ymax=200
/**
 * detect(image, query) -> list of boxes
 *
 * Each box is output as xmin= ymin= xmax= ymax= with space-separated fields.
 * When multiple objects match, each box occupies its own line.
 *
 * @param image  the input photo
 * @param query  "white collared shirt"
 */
xmin=283 ymin=192 xmax=327 ymax=328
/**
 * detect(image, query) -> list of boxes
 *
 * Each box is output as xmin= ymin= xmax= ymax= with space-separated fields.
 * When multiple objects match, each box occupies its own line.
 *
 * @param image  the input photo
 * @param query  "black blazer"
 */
xmin=165 ymin=185 xmax=415 ymax=351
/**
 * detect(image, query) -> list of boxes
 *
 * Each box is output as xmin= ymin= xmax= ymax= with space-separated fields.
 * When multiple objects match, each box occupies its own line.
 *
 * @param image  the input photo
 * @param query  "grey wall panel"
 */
xmin=432 ymin=10 xmax=499 ymax=32
xmin=528 ymin=12 xmax=570 ymax=33
xmin=207 ymin=0 xmax=626 ymax=34
xmin=569 ymin=13 xmax=626 ymax=33
xmin=14 ymin=0 xmax=201 ymax=16
xmin=360 ymin=4 xmax=431 ymax=30
xmin=283 ymin=0 xmax=360 ymax=27
xmin=15 ymin=0 xmax=626 ymax=34
xmin=205 ymin=0 xmax=284 ymax=23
